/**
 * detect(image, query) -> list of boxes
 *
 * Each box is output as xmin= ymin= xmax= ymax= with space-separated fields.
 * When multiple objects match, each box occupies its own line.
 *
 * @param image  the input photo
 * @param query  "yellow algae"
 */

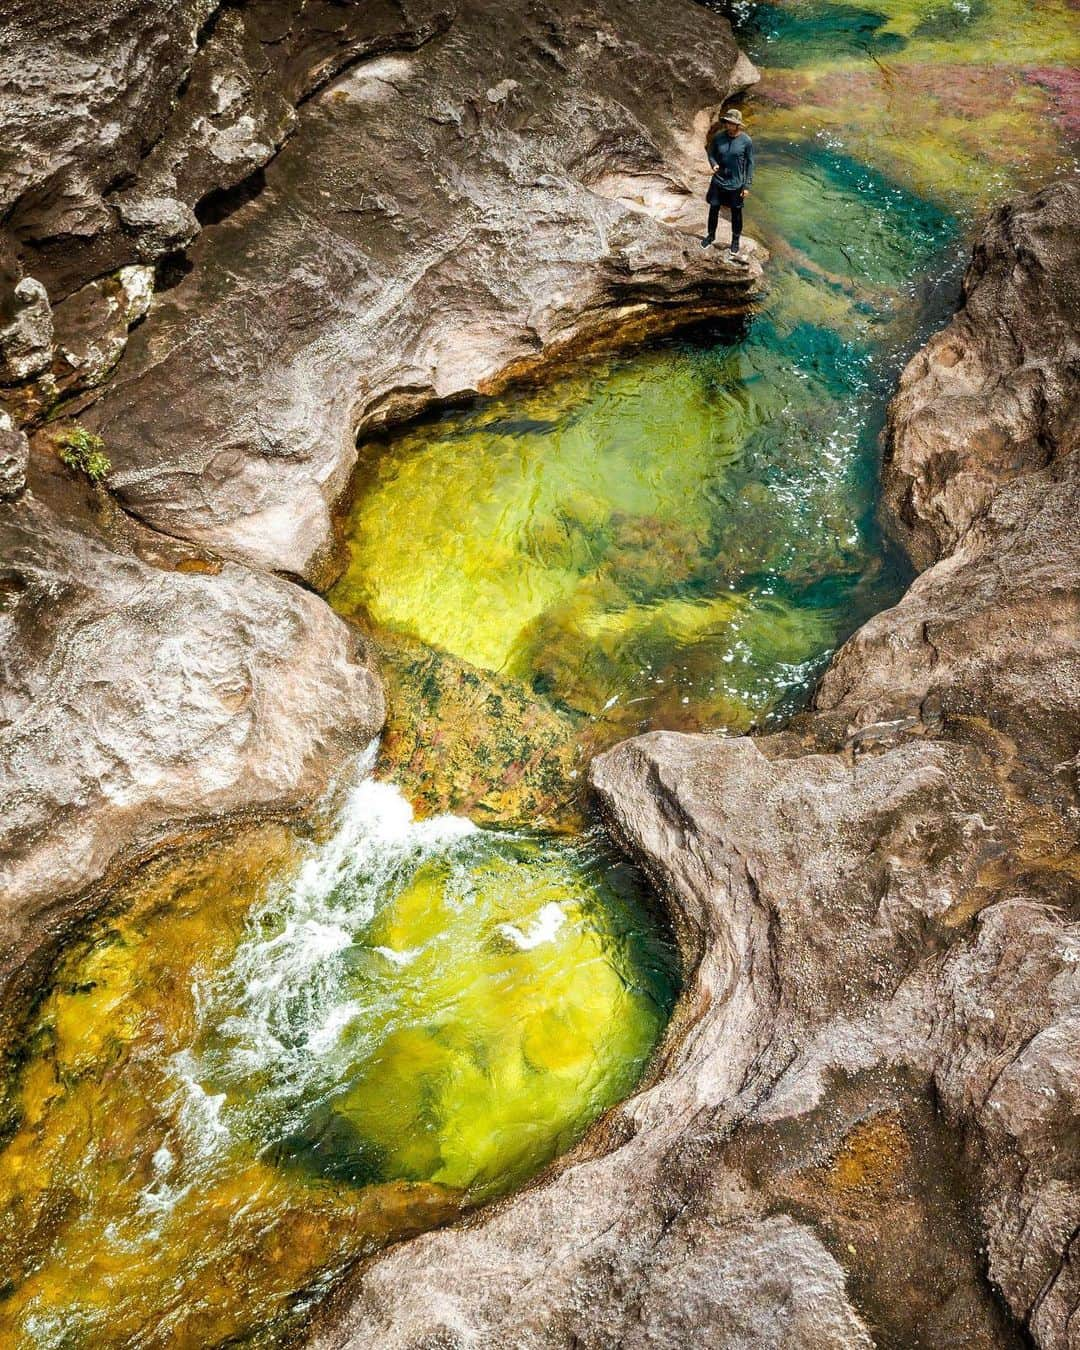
xmin=746 ymin=0 xmax=1078 ymax=211
xmin=0 ymin=786 xmax=675 ymax=1348
xmin=332 ymin=323 xmax=905 ymax=770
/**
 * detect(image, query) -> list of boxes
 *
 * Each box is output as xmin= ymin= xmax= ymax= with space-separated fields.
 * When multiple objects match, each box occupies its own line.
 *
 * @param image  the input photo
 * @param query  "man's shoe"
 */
xmin=700 ymin=234 xmax=715 ymax=247
xmin=728 ymin=241 xmax=740 ymax=256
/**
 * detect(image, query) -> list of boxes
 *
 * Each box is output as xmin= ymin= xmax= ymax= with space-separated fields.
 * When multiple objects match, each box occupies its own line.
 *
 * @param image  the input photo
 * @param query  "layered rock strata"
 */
xmin=308 ymin=182 xmax=1079 ymax=1350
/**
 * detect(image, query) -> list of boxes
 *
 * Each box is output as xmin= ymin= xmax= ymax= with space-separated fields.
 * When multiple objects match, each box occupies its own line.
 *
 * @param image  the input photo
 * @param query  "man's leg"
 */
xmin=702 ymin=202 xmax=720 ymax=246
xmin=729 ymin=196 xmax=743 ymax=252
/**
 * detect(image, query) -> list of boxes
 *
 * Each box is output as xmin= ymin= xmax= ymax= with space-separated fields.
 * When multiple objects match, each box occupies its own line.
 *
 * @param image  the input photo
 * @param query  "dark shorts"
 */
xmin=706 ymin=182 xmax=744 ymax=207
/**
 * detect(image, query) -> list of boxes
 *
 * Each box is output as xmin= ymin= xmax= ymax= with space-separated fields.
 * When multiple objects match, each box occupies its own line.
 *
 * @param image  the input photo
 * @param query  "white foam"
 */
xmin=499 ymin=901 xmax=567 ymax=951
xmin=373 ymin=944 xmax=421 ymax=967
xmin=161 ymin=769 xmax=483 ymax=1164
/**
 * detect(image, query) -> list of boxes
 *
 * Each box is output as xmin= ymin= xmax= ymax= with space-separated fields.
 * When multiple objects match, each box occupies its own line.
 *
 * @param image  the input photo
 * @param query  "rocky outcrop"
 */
xmin=0 ymin=449 xmax=383 ymax=1013
xmin=884 ymin=180 xmax=1080 ymax=570
xmin=80 ymin=0 xmax=761 ymax=582
xmin=308 ymin=186 xmax=1079 ymax=1348
xmin=2 ymin=0 xmax=763 ymax=585
xmin=0 ymin=0 xmax=455 ymax=300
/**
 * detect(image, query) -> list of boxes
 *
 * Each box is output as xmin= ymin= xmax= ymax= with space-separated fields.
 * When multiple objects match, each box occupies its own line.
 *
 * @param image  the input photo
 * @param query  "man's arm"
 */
xmin=742 ymin=138 xmax=754 ymax=193
xmin=707 ymin=134 xmax=719 ymax=170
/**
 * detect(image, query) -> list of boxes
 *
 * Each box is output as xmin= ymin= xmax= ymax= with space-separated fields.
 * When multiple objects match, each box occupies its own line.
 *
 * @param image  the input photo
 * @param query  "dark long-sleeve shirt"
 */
xmin=708 ymin=130 xmax=754 ymax=191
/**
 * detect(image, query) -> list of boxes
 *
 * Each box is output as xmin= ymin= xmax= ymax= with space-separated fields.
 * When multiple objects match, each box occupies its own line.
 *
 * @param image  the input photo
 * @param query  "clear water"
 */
xmin=0 ymin=776 xmax=675 ymax=1347
xmin=2 ymin=0 xmax=1076 ymax=1345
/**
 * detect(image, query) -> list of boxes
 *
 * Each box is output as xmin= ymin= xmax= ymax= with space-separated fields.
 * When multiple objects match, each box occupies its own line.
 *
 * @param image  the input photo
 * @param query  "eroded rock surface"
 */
xmin=0 ymin=0 xmax=455 ymax=300
xmin=0 ymin=451 xmax=383 ymax=1010
xmin=84 ymin=0 xmax=762 ymax=581
xmin=308 ymin=187 xmax=1078 ymax=1348
xmin=884 ymin=180 xmax=1080 ymax=570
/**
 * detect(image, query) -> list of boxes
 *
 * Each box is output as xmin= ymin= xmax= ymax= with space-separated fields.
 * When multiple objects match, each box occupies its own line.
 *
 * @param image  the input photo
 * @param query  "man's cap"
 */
xmin=721 ymin=109 xmax=744 ymax=125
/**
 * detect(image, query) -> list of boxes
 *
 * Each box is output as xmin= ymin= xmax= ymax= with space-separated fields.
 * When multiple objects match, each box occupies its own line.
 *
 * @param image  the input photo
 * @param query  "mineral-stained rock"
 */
xmin=821 ymin=181 xmax=1080 ymax=812
xmin=309 ymin=186 xmax=1078 ymax=1348
xmin=0 ymin=453 xmax=384 ymax=1008
xmin=86 ymin=0 xmax=762 ymax=582
xmin=884 ymin=179 xmax=1080 ymax=570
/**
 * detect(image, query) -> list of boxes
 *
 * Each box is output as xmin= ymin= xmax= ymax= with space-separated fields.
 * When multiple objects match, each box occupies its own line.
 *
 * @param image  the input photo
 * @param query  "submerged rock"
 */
xmin=309 ymin=186 xmax=1078 ymax=1348
xmin=84 ymin=0 xmax=763 ymax=581
xmin=0 ymin=453 xmax=383 ymax=1012
xmin=371 ymin=631 xmax=587 ymax=830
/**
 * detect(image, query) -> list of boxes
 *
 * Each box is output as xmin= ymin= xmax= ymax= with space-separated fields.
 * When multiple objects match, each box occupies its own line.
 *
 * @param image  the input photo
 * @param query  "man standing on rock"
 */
xmin=702 ymin=109 xmax=754 ymax=261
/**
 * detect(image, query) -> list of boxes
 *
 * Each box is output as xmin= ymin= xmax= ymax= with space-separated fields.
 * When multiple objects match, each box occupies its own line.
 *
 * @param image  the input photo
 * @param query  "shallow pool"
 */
xmin=0 ymin=777 xmax=676 ymax=1347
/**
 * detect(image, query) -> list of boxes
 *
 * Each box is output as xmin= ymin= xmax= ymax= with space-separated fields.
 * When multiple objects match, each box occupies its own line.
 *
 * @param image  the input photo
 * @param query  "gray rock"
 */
xmin=0 ymin=454 xmax=384 ymax=1008
xmin=51 ymin=265 xmax=156 ymax=395
xmin=112 ymin=192 xmax=201 ymax=260
xmin=821 ymin=181 xmax=1080 ymax=810
xmin=87 ymin=0 xmax=763 ymax=581
xmin=0 ymin=0 xmax=213 ymax=293
xmin=0 ymin=0 xmax=462 ymax=299
xmin=884 ymin=179 xmax=1080 ymax=569
xmin=0 ymin=275 xmax=53 ymax=383
xmin=0 ymin=407 xmax=28 ymax=497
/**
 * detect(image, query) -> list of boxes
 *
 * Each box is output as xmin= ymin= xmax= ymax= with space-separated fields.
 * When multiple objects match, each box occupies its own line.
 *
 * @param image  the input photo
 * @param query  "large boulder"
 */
xmin=0 ymin=452 xmax=383 ymax=1010
xmin=309 ymin=185 xmax=1079 ymax=1348
xmin=85 ymin=0 xmax=762 ymax=582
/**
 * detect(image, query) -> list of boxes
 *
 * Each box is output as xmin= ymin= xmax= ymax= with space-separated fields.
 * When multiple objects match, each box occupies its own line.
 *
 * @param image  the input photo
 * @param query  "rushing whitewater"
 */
xmin=185 ymin=776 xmax=480 ymax=1163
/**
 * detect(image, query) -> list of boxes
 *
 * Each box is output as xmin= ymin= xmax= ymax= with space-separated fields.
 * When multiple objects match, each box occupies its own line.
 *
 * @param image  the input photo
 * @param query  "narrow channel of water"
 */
xmin=2 ymin=0 xmax=1075 ymax=1345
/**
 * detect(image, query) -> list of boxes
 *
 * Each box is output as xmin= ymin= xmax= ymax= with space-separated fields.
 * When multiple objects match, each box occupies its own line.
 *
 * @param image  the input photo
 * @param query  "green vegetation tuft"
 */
xmin=56 ymin=424 xmax=112 ymax=482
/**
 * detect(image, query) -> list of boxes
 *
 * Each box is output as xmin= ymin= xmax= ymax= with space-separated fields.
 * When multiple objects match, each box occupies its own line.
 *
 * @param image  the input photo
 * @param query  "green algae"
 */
xmin=0 ymin=784 xmax=676 ymax=1348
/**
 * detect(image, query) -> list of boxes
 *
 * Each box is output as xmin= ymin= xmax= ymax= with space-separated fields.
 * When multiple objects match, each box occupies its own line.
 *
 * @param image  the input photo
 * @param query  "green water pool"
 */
xmin=0 ymin=781 xmax=676 ymax=1346
xmin=327 ymin=142 xmax=958 ymax=802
